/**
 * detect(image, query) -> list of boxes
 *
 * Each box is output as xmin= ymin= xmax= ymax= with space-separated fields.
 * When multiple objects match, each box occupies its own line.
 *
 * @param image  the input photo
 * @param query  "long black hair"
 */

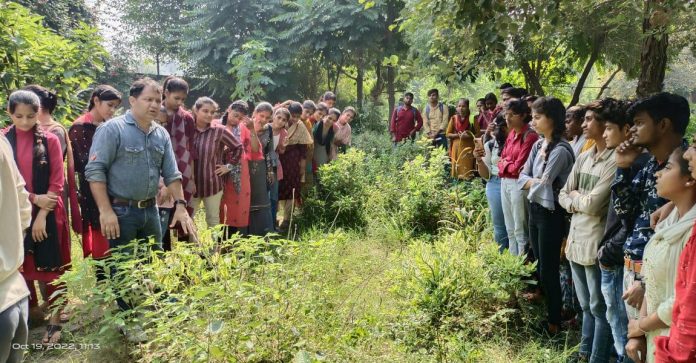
xmin=505 ymin=98 xmax=532 ymax=124
xmin=162 ymin=76 xmax=189 ymax=101
xmin=22 ymin=84 xmax=58 ymax=114
xmin=8 ymin=90 xmax=46 ymax=159
xmin=87 ymin=85 xmax=122 ymax=111
xmin=493 ymin=113 xmax=507 ymax=156
xmin=531 ymin=97 xmax=567 ymax=163
xmin=221 ymin=100 xmax=249 ymax=126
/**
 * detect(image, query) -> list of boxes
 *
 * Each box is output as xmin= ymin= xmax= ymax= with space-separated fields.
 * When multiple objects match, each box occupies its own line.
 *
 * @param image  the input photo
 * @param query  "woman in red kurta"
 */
xmin=4 ymin=90 xmax=69 ymax=344
xmin=219 ymin=101 xmax=252 ymax=233
xmin=69 ymin=85 xmax=122 ymax=261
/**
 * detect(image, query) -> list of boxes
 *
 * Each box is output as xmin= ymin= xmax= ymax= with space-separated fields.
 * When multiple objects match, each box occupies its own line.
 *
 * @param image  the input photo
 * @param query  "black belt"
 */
xmin=111 ymin=197 xmax=156 ymax=209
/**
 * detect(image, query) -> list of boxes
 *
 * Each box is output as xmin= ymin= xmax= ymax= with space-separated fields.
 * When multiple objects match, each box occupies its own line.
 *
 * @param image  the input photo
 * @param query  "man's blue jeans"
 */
xmin=570 ymin=261 xmax=612 ymax=363
xmin=109 ymin=204 xmax=162 ymax=311
xmin=600 ymin=265 xmax=633 ymax=363
xmin=485 ymin=176 xmax=508 ymax=252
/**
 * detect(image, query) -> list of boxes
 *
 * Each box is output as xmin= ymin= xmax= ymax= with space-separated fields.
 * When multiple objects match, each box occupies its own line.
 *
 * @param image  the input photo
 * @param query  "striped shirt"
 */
xmin=193 ymin=124 xmax=241 ymax=198
xmin=559 ymin=146 xmax=617 ymax=265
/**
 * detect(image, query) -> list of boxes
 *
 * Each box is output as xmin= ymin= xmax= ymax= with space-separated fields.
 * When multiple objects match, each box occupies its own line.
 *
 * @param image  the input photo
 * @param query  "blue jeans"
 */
xmin=0 ymin=297 xmax=28 ymax=363
xmin=109 ymin=204 xmax=162 ymax=311
xmin=601 ymin=265 xmax=633 ymax=363
xmin=571 ymin=261 xmax=612 ymax=363
xmin=485 ymin=176 xmax=508 ymax=252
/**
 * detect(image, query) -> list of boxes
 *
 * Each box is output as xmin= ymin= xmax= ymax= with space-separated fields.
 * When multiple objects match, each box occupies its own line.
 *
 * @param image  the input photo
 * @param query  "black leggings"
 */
xmin=528 ymin=202 xmax=565 ymax=325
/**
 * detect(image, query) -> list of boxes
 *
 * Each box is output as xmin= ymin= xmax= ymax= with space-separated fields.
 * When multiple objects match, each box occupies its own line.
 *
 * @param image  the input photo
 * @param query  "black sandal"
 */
xmin=42 ymin=324 xmax=62 ymax=344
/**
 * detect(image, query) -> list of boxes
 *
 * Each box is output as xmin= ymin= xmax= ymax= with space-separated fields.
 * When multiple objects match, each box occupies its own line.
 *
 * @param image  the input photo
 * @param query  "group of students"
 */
xmin=0 ymin=76 xmax=357 ymax=354
xmin=469 ymin=86 xmax=694 ymax=363
xmin=389 ymin=85 xmax=535 ymax=181
xmin=389 ymin=82 xmax=696 ymax=362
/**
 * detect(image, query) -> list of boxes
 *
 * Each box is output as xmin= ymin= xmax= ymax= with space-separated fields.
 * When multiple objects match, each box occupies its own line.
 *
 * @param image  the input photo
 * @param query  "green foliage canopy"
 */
xmin=0 ymin=1 xmax=107 ymax=124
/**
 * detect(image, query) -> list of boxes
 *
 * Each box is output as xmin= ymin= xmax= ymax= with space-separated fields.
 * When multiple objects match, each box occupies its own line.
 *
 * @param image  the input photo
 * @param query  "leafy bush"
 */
xmin=349 ymin=102 xmax=387 ymax=134
xmin=296 ymin=149 xmax=372 ymax=230
xmin=0 ymin=1 xmax=106 ymax=126
xmin=390 ymin=229 xmax=535 ymax=358
xmin=300 ymin=133 xmax=451 ymax=236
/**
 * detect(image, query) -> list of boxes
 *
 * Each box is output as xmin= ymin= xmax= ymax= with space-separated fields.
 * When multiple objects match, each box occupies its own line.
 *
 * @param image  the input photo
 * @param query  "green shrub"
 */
xmin=390 ymin=229 xmax=535 ymax=358
xmin=297 ymin=149 xmax=372 ymax=230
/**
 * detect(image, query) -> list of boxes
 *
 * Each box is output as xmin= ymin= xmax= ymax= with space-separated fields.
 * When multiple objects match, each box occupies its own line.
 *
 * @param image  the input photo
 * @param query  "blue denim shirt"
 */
xmin=85 ymin=111 xmax=182 ymax=201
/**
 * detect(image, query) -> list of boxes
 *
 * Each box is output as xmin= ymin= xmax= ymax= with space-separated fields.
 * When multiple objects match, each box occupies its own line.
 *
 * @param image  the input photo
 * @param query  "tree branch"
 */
xmin=596 ymin=67 xmax=621 ymax=99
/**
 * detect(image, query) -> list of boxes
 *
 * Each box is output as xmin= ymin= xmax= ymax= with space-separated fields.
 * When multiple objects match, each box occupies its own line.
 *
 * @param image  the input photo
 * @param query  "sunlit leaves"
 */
xmin=0 ymin=1 xmax=106 ymax=125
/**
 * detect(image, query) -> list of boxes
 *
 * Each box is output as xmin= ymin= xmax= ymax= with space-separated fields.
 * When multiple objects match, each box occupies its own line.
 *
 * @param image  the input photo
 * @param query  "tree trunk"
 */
xmin=356 ymin=64 xmax=364 ymax=112
xmin=332 ymin=63 xmax=342 ymax=95
xmin=156 ymin=53 xmax=161 ymax=77
xmin=519 ymin=60 xmax=545 ymax=96
xmin=636 ymin=0 xmax=669 ymax=98
xmin=327 ymin=64 xmax=332 ymax=93
xmin=387 ymin=65 xmax=395 ymax=125
xmin=569 ymin=35 xmax=603 ymax=106
xmin=370 ymin=63 xmax=384 ymax=104
xmin=596 ymin=68 xmax=621 ymax=99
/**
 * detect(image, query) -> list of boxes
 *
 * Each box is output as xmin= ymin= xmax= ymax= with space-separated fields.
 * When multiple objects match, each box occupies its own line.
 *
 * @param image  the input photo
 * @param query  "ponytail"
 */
xmin=162 ymin=76 xmax=189 ymax=101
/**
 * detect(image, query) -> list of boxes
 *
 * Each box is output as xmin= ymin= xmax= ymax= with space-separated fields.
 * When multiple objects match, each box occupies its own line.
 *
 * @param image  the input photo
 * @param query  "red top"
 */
xmin=390 ymin=105 xmax=423 ymax=142
xmin=654 ymin=224 xmax=696 ymax=362
xmin=15 ymin=128 xmax=64 ymax=194
xmin=497 ymin=124 xmax=538 ymax=179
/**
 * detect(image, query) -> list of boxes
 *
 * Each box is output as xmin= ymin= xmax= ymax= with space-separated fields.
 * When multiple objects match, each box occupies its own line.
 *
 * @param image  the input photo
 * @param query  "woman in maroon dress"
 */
xmin=278 ymin=102 xmax=312 ymax=229
xmin=69 ymin=85 xmax=122 ymax=264
xmin=162 ymin=76 xmax=196 ymax=240
xmin=3 ymin=90 xmax=69 ymax=344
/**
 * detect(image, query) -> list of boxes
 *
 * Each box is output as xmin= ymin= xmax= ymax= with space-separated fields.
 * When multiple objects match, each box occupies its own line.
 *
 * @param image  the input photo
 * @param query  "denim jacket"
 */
xmin=85 ymin=111 xmax=182 ymax=201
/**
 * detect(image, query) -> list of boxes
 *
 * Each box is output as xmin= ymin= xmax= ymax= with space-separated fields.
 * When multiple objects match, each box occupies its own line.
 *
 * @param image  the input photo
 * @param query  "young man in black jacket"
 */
xmin=597 ymin=102 xmax=649 ymax=363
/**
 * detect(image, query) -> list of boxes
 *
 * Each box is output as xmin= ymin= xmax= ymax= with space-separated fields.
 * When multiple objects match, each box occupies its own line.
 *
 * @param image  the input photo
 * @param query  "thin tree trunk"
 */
xmin=357 ymin=64 xmax=364 ymax=112
xmin=370 ymin=63 xmax=383 ymax=104
xmin=333 ymin=63 xmax=342 ymax=94
xmin=519 ymin=60 xmax=545 ymax=96
xmin=636 ymin=0 xmax=669 ymax=98
xmin=156 ymin=53 xmax=161 ymax=77
xmin=569 ymin=36 xmax=603 ymax=107
xmin=327 ymin=64 xmax=332 ymax=93
xmin=387 ymin=65 xmax=395 ymax=124
xmin=596 ymin=68 xmax=621 ymax=99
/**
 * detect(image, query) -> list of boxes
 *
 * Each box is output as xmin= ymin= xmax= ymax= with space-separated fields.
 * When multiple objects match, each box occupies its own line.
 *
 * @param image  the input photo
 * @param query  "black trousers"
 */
xmin=528 ymin=202 xmax=565 ymax=325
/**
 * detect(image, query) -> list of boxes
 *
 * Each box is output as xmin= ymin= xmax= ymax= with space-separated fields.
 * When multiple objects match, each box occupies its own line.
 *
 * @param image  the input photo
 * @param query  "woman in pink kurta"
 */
xmin=4 ymin=90 xmax=69 ymax=344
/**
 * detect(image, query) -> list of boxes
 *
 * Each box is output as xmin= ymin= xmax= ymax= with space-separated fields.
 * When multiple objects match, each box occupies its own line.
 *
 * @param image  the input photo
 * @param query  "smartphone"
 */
xmin=474 ymin=137 xmax=483 ymax=150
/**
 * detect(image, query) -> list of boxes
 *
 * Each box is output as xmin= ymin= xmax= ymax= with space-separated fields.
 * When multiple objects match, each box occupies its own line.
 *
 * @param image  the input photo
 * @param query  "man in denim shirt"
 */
xmin=85 ymin=78 xmax=195 ymax=252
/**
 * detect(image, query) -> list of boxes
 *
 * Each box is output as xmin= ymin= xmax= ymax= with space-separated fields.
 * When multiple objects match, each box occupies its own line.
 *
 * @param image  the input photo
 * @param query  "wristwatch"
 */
xmin=175 ymin=199 xmax=188 ymax=208
xmin=226 ymin=164 xmax=233 ymax=171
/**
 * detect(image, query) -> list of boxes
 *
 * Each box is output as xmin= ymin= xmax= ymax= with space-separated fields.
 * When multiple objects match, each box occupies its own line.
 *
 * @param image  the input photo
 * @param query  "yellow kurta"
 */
xmin=446 ymin=115 xmax=479 ymax=180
